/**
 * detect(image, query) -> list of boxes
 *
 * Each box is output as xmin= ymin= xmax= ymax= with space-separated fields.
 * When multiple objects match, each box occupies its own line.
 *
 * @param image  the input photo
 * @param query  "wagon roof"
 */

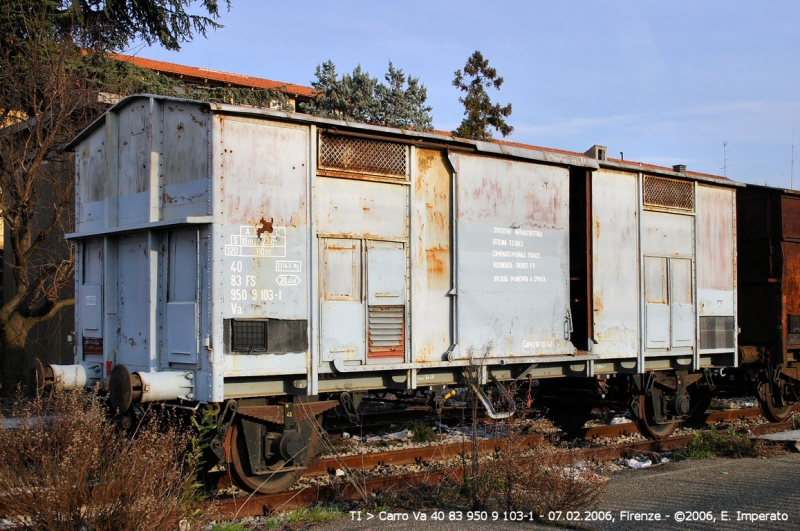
xmin=67 ymin=92 xmax=736 ymax=186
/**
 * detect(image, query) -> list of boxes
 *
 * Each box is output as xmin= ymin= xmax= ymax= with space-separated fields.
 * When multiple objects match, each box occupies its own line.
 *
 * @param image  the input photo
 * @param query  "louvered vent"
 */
xmin=319 ymin=133 xmax=408 ymax=178
xmin=368 ymin=306 xmax=405 ymax=358
xmin=643 ymin=176 xmax=694 ymax=211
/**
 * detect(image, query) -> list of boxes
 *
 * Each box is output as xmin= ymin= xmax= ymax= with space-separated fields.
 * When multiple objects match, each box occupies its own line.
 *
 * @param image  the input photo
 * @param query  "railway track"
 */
xmin=205 ymin=407 xmax=796 ymax=519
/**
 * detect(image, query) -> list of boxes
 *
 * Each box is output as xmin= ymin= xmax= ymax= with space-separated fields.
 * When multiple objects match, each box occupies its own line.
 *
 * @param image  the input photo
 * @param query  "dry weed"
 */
xmin=0 ymin=390 xmax=211 ymax=531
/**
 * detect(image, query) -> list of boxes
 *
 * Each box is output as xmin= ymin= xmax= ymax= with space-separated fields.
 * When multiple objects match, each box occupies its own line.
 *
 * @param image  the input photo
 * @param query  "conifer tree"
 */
xmin=302 ymin=60 xmax=433 ymax=131
xmin=452 ymin=51 xmax=513 ymax=140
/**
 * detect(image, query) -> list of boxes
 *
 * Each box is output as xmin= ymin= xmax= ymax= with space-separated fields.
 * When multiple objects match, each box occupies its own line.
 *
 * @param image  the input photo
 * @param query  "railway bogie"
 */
xmin=45 ymin=94 xmax=796 ymax=492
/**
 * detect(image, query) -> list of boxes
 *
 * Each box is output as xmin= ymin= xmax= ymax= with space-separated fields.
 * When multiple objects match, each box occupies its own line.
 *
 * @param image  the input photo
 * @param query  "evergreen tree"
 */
xmin=302 ymin=60 xmax=433 ymax=131
xmin=452 ymin=51 xmax=513 ymax=140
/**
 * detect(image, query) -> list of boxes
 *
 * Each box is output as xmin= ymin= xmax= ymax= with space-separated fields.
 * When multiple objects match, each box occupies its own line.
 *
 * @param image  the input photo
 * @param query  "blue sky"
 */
xmin=129 ymin=0 xmax=800 ymax=186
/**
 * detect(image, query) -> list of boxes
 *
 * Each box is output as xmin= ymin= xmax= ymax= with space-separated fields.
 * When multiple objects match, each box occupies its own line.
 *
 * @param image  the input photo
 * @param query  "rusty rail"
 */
xmin=206 ymin=415 xmax=796 ymax=519
xmin=208 ymin=406 xmax=770 ymax=489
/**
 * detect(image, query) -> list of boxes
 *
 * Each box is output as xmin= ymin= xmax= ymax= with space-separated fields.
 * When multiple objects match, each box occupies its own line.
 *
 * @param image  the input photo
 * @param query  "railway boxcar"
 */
xmin=737 ymin=185 xmax=800 ymax=420
xmin=51 ymin=95 xmax=740 ymax=491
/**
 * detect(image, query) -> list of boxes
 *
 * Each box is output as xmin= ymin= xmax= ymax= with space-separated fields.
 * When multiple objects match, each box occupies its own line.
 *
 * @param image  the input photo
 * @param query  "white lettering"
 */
xmin=493 ymin=261 xmax=513 ymax=269
xmin=493 ymin=227 xmax=513 ymax=234
xmin=491 ymin=250 xmax=526 ymax=258
xmin=493 ymin=276 xmax=509 ymax=282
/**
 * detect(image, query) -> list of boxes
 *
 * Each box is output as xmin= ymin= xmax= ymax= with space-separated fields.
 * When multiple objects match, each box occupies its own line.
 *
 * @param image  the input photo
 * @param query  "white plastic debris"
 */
xmin=341 ymin=432 xmax=350 ymax=438
xmin=627 ymin=457 xmax=652 ymax=469
xmin=660 ymin=457 xmax=670 ymax=464
xmin=335 ymin=468 xmax=346 ymax=476
xmin=611 ymin=416 xmax=633 ymax=424
xmin=381 ymin=429 xmax=414 ymax=441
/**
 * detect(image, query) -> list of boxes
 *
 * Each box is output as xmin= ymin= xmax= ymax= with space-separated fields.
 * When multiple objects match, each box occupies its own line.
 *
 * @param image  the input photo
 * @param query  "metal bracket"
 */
xmin=338 ymin=391 xmax=360 ymax=424
xmin=564 ymin=308 xmax=573 ymax=340
xmin=469 ymin=375 xmax=516 ymax=420
xmin=209 ymin=399 xmax=238 ymax=463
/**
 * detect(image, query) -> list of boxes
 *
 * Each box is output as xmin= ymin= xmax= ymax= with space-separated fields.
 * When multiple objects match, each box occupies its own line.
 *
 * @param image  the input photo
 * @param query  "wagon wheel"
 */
xmin=757 ymin=380 xmax=794 ymax=423
xmin=226 ymin=417 xmax=318 ymax=493
xmin=635 ymin=394 xmax=679 ymax=439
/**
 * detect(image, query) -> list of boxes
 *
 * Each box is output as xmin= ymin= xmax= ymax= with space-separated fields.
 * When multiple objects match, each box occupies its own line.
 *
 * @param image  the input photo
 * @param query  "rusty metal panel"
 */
xmin=217 ymin=117 xmax=309 ymax=321
xmin=117 ymin=101 xmax=150 ymax=224
xmin=321 ymin=238 xmax=361 ymax=301
xmin=782 ymin=196 xmax=800 ymax=240
xmin=215 ymin=117 xmax=310 ymax=377
xmin=314 ymin=177 xmax=408 ymax=240
xmin=320 ymin=237 xmax=365 ymax=363
xmin=162 ymin=102 xmax=210 ymax=219
xmin=411 ymin=149 xmax=452 ymax=363
xmin=782 ymin=242 xmax=800 ymax=346
xmin=591 ymin=170 xmax=640 ymax=358
xmin=451 ymin=153 xmax=572 ymax=358
xmin=696 ymin=185 xmax=735 ymax=318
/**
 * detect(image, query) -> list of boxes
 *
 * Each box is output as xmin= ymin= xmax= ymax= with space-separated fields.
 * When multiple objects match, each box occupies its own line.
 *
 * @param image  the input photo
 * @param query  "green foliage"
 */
xmin=25 ymin=0 xmax=231 ymax=52
xmin=408 ymin=420 xmax=437 ymax=443
xmin=452 ymin=51 xmax=513 ymax=140
xmin=301 ymin=60 xmax=433 ymax=131
xmin=682 ymin=427 xmax=759 ymax=459
xmin=86 ymin=55 xmax=293 ymax=110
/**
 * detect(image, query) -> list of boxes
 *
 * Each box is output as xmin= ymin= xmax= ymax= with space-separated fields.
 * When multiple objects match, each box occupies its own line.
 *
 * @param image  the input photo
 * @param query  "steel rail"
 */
xmin=206 ymin=410 xmax=795 ymax=519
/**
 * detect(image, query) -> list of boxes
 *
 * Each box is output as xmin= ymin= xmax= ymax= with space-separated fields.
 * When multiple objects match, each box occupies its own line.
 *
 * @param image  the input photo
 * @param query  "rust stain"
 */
xmin=129 ymin=337 xmax=136 ymax=347
xmin=256 ymin=217 xmax=274 ymax=237
xmin=425 ymin=245 xmax=450 ymax=290
xmin=162 ymin=192 xmax=177 ymax=204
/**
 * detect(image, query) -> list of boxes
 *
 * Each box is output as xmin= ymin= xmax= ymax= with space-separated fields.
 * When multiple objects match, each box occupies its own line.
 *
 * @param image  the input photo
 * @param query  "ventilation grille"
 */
xmin=368 ymin=306 xmax=404 ymax=358
xmin=319 ymin=134 xmax=407 ymax=178
xmin=231 ymin=320 xmax=267 ymax=352
xmin=699 ymin=316 xmax=735 ymax=350
xmin=643 ymin=176 xmax=694 ymax=211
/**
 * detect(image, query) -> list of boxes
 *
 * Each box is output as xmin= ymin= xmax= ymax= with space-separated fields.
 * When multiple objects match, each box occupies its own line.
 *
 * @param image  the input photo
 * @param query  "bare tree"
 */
xmin=0 ymin=3 xmax=100 ymax=392
xmin=0 ymin=0 xmax=231 ymax=393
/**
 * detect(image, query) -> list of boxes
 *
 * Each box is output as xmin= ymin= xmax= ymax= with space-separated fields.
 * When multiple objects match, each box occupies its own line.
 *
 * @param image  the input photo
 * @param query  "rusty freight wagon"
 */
xmin=737 ymin=185 xmax=800 ymax=422
xmin=50 ymin=95 xmax=740 ymax=491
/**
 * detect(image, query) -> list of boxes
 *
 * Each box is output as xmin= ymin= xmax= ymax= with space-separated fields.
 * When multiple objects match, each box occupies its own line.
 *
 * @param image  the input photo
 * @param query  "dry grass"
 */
xmin=0 ymin=390 xmax=212 ymax=531
xmin=469 ymin=436 xmax=606 ymax=514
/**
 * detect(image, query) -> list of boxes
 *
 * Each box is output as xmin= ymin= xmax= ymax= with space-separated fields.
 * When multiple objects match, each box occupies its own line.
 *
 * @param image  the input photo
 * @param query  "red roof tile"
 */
xmin=112 ymin=53 xmax=315 ymax=98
